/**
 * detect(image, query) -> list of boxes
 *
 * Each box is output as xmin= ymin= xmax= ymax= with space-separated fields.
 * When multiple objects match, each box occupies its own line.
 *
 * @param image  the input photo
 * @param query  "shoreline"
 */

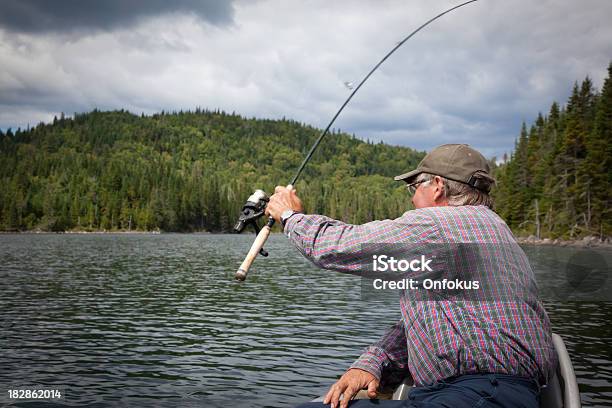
xmin=1 ymin=230 xmax=610 ymax=248
xmin=515 ymin=235 xmax=611 ymax=248
xmin=0 ymin=230 xmax=163 ymax=235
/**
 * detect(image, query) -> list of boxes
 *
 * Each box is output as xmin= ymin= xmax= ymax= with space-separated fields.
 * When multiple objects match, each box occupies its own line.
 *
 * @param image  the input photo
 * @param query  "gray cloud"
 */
xmin=0 ymin=0 xmax=234 ymax=33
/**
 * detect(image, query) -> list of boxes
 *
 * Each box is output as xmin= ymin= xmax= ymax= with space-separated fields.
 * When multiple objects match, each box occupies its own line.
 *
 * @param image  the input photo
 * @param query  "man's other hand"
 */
xmin=323 ymin=368 xmax=380 ymax=408
xmin=265 ymin=185 xmax=304 ymax=223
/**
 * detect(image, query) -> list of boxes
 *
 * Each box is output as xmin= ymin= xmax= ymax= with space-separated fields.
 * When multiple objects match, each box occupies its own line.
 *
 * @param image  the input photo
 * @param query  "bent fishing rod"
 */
xmin=233 ymin=0 xmax=478 ymax=281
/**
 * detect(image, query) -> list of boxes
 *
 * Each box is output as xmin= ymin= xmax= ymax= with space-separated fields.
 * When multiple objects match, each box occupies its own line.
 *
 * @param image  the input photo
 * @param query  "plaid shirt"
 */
xmin=283 ymin=205 xmax=556 ymax=387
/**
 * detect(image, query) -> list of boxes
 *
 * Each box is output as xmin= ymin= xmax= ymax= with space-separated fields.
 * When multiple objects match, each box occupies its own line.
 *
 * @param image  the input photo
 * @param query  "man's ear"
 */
xmin=433 ymin=176 xmax=446 ymax=201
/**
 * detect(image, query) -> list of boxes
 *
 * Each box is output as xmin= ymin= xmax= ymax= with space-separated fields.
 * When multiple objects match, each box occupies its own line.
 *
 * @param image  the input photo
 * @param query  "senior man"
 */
xmin=265 ymin=144 xmax=555 ymax=408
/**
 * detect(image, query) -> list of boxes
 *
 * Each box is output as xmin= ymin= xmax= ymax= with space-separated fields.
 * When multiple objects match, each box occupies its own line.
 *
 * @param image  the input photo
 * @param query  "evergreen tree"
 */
xmin=494 ymin=64 xmax=611 ymax=239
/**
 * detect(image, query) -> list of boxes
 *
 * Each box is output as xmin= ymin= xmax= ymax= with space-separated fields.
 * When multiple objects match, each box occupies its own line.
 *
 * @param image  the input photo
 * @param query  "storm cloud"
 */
xmin=0 ymin=0 xmax=234 ymax=32
xmin=1 ymin=0 xmax=611 ymax=159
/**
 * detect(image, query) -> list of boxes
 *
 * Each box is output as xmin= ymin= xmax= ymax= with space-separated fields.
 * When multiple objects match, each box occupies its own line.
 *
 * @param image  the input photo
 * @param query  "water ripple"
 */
xmin=0 ymin=234 xmax=610 ymax=407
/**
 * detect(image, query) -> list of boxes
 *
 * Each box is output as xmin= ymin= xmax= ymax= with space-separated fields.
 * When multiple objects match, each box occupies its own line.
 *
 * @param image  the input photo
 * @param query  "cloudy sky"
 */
xmin=1 ymin=0 xmax=611 ymax=159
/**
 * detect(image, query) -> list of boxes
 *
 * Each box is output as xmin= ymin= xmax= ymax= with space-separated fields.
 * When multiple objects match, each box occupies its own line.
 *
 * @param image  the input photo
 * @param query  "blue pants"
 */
xmin=296 ymin=374 xmax=539 ymax=408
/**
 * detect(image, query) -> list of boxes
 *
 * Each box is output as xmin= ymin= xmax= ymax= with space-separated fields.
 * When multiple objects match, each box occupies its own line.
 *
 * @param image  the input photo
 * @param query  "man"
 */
xmin=265 ymin=144 xmax=556 ymax=408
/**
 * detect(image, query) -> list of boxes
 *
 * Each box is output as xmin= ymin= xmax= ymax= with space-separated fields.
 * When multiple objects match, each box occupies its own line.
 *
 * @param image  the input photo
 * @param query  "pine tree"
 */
xmin=581 ymin=63 xmax=612 ymax=237
xmin=494 ymin=64 xmax=611 ymax=239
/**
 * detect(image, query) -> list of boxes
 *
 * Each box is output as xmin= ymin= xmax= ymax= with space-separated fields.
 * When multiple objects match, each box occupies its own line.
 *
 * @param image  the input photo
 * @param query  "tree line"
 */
xmin=493 ymin=62 xmax=611 ymax=240
xmin=0 ymin=109 xmax=423 ymax=232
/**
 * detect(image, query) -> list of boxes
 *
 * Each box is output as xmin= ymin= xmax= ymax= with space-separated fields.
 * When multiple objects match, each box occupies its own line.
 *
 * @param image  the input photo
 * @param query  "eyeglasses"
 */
xmin=406 ymin=180 xmax=428 ymax=195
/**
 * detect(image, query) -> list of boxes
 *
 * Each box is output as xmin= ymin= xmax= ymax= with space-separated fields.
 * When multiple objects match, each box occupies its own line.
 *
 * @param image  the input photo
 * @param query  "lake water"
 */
xmin=0 ymin=234 xmax=610 ymax=407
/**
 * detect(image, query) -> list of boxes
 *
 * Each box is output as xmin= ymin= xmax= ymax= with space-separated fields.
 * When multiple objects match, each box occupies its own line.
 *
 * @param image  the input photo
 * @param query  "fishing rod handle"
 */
xmin=235 ymin=219 xmax=272 ymax=281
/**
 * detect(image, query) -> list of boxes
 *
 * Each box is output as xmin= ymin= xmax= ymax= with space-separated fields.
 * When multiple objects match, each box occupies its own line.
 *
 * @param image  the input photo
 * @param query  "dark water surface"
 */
xmin=0 ymin=234 xmax=610 ymax=407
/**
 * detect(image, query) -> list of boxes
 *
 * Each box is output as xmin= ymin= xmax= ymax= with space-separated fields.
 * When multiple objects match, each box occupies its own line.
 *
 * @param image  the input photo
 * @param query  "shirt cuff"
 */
xmin=349 ymin=350 xmax=387 ymax=381
xmin=282 ymin=212 xmax=305 ymax=236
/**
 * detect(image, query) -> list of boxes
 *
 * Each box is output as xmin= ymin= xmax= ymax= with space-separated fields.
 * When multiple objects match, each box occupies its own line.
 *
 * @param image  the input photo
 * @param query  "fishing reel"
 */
xmin=234 ymin=189 xmax=269 ymax=257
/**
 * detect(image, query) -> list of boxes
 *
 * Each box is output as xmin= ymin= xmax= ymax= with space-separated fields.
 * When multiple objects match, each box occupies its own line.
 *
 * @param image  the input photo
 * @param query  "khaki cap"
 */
xmin=394 ymin=144 xmax=494 ymax=192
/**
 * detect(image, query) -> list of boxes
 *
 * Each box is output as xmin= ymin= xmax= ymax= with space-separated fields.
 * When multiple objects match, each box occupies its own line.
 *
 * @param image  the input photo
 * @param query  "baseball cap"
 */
xmin=394 ymin=144 xmax=495 ymax=192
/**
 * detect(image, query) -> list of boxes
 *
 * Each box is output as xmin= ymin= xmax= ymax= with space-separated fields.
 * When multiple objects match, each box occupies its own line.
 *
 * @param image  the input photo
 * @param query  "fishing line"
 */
xmin=290 ymin=0 xmax=478 ymax=186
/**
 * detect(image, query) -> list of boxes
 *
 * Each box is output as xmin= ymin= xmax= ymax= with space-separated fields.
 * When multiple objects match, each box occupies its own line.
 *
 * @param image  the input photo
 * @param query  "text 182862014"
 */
xmin=6 ymin=388 xmax=63 ymax=400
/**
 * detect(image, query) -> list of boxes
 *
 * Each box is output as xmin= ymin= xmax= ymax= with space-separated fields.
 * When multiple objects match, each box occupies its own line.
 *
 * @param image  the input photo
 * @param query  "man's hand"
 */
xmin=265 ymin=185 xmax=304 ymax=223
xmin=323 ymin=368 xmax=380 ymax=408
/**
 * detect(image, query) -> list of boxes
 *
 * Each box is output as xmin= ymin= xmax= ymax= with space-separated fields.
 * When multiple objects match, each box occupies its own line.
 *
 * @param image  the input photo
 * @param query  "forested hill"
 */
xmin=0 ymin=110 xmax=424 ymax=232
xmin=493 ymin=63 xmax=612 ymax=240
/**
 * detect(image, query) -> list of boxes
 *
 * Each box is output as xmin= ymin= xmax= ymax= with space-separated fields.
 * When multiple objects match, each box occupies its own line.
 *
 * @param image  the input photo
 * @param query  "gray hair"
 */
xmin=415 ymin=173 xmax=494 ymax=209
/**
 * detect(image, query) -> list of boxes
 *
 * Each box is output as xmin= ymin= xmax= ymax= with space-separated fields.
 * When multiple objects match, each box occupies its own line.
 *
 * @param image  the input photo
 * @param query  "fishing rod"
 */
xmin=234 ymin=0 xmax=478 ymax=281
